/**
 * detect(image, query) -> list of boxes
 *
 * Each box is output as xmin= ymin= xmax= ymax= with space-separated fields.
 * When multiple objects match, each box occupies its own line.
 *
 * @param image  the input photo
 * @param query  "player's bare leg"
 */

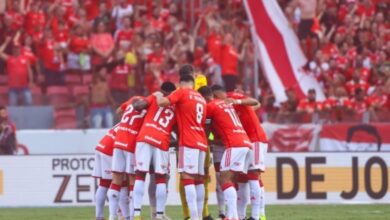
xmin=95 ymin=178 xmax=111 ymax=220
xmin=236 ymin=173 xmax=249 ymax=220
xmin=181 ymin=172 xmax=201 ymax=220
xmin=219 ymin=170 xmax=238 ymax=220
xmin=108 ymin=173 xmax=126 ymax=220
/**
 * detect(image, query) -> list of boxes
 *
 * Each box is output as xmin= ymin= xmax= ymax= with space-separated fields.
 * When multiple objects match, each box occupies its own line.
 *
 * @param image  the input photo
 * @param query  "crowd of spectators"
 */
xmin=260 ymin=0 xmax=389 ymax=123
xmin=0 ymin=0 xmax=255 ymax=128
xmin=0 ymin=0 xmax=388 ymax=128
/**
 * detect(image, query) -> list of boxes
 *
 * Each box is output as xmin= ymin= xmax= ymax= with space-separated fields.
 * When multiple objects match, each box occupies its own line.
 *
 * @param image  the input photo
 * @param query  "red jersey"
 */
xmin=228 ymin=92 xmax=268 ymax=143
xmin=220 ymin=44 xmax=238 ymax=75
xmin=147 ymin=52 xmax=164 ymax=65
xmin=207 ymin=33 xmax=222 ymax=64
xmin=115 ymin=29 xmax=134 ymax=44
xmin=68 ymin=35 xmax=90 ymax=53
xmin=206 ymin=99 xmax=252 ymax=148
xmin=350 ymin=98 xmax=369 ymax=114
xmin=137 ymin=95 xmax=176 ymax=151
xmin=110 ymin=64 xmax=130 ymax=91
xmin=7 ymin=55 xmax=30 ymax=88
xmin=5 ymin=11 xmax=24 ymax=31
xmin=95 ymin=124 xmax=119 ymax=156
xmin=41 ymin=39 xmax=60 ymax=71
xmin=167 ymin=88 xmax=208 ymax=151
xmin=114 ymin=97 xmax=147 ymax=153
xmin=84 ymin=0 xmax=100 ymax=20
xmin=346 ymin=80 xmax=368 ymax=96
xmin=21 ymin=47 xmax=37 ymax=65
xmin=24 ymin=11 xmax=45 ymax=35
xmin=297 ymin=99 xmax=323 ymax=113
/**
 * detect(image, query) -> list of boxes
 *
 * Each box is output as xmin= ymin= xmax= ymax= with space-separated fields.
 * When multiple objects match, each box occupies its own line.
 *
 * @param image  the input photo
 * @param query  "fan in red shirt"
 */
xmin=24 ymin=2 xmax=45 ymax=36
xmin=212 ymin=85 xmax=267 ymax=220
xmin=220 ymin=33 xmax=241 ymax=92
xmin=67 ymin=25 xmax=90 ymax=71
xmin=297 ymin=89 xmax=323 ymax=113
xmin=92 ymin=124 xmax=119 ymax=220
xmin=207 ymin=27 xmax=223 ymax=64
xmin=368 ymin=86 xmax=388 ymax=111
xmin=4 ymin=1 xmax=24 ymax=32
xmin=346 ymin=70 xmax=369 ymax=97
xmin=0 ymin=37 xmax=33 ymax=106
xmin=114 ymin=16 xmax=133 ymax=49
xmin=131 ymin=82 xmax=177 ymax=219
xmin=350 ymin=88 xmax=371 ymax=115
xmin=107 ymin=96 xmax=147 ymax=220
xmin=110 ymin=51 xmax=132 ymax=105
xmin=40 ymin=28 xmax=64 ymax=86
xmin=198 ymin=86 xmax=252 ymax=220
xmin=154 ymin=68 xmax=207 ymax=220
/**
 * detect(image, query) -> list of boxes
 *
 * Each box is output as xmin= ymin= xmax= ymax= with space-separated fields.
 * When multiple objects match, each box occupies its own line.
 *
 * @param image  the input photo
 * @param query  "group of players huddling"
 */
xmin=92 ymin=64 xmax=268 ymax=220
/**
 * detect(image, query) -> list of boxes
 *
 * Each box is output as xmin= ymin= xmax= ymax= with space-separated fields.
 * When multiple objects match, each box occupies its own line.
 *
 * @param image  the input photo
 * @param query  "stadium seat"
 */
xmin=83 ymin=73 xmax=93 ymax=85
xmin=0 ymin=75 xmax=8 ymax=85
xmin=47 ymin=86 xmax=72 ymax=108
xmin=72 ymin=85 xmax=90 ymax=104
xmin=64 ymin=73 xmax=82 ymax=85
xmin=0 ymin=86 xmax=8 ymax=105
xmin=54 ymin=108 xmax=77 ymax=129
xmin=31 ymin=86 xmax=44 ymax=105
xmin=82 ymin=74 xmax=93 ymax=85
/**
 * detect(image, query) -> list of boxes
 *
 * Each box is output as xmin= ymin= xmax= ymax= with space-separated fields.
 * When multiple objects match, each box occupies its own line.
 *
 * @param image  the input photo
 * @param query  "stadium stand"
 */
xmin=0 ymin=0 xmax=388 ymax=129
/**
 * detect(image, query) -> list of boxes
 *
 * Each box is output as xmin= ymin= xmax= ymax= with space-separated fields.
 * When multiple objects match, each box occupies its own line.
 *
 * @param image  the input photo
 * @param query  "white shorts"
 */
xmin=178 ymin=146 xmax=206 ymax=175
xmin=220 ymin=147 xmax=251 ymax=173
xmin=135 ymin=142 xmax=169 ymax=174
xmin=92 ymin=151 xmax=112 ymax=179
xmin=249 ymin=142 xmax=268 ymax=171
xmin=111 ymin=148 xmax=135 ymax=174
xmin=212 ymin=145 xmax=225 ymax=164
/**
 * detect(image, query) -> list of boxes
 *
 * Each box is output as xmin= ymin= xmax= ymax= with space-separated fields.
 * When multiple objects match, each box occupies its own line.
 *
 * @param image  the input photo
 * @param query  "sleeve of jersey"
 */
xmin=167 ymin=89 xmax=181 ymax=104
xmin=120 ymin=100 xmax=132 ymax=111
xmin=145 ymin=95 xmax=155 ymax=106
xmin=229 ymin=92 xmax=246 ymax=99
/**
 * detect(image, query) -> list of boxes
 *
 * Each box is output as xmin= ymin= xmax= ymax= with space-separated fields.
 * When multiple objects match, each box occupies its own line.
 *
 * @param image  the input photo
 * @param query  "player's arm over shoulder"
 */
xmin=229 ymin=92 xmax=260 ymax=107
xmin=154 ymin=91 xmax=172 ymax=107
xmin=133 ymin=95 xmax=153 ymax=111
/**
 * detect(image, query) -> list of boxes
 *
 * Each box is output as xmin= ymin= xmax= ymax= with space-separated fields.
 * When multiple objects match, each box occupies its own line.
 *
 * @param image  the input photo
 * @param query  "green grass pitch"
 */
xmin=0 ymin=205 xmax=389 ymax=220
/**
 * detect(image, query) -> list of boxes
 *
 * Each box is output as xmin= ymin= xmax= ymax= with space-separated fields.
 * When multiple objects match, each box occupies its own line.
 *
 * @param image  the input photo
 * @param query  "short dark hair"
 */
xmin=179 ymin=74 xmax=195 ymax=83
xmin=0 ymin=106 xmax=6 ymax=111
xmin=308 ymin=88 xmax=316 ymax=94
xmin=355 ymin=88 xmax=364 ymax=95
xmin=198 ymin=86 xmax=213 ymax=98
xmin=161 ymin=81 xmax=176 ymax=93
xmin=211 ymin=84 xmax=225 ymax=92
xmin=179 ymin=64 xmax=194 ymax=77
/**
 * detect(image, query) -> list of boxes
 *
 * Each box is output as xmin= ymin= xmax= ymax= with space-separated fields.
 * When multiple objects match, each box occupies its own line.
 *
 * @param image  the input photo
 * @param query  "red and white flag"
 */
xmin=243 ymin=0 xmax=325 ymax=102
xmin=320 ymin=124 xmax=390 ymax=151
xmin=263 ymin=123 xmax=321 ymax=152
